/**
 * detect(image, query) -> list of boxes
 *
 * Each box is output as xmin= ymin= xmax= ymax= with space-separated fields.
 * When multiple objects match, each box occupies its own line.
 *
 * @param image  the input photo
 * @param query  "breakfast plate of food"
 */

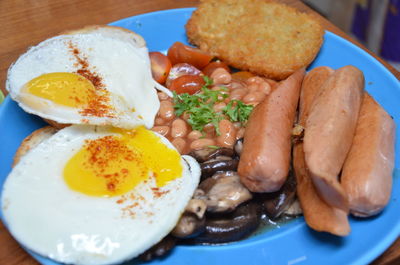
xmin=0 ymin=1 xmax=399 ymax=265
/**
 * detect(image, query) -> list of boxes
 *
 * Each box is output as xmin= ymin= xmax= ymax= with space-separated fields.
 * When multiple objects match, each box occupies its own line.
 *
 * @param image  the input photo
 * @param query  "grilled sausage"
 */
xmin=298 ymin=66 xmax=334 ymax=119
xmin=238 ymin=68 xmax=304 ymax=192
xmin=341 ymin=93 xmax=395 ymax=217
xmin=293 ymin=66 xmax=350 ymax=236
xmin=293 ymin=145 xmax=350 ymax=235
xmin=303 ymin=65 xmax=364 ymax=211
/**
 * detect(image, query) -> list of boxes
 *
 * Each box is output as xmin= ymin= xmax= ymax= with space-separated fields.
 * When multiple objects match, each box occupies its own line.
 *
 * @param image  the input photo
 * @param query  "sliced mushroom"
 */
xmin=189 ymin=147 xmax=235 ymax=163
xmin=283 ymin=199 xmax=303 ymax=217
xmin=171 ymin=213 xmax=206 ymax=239
xmin=200 ymin=159 xmax=239 ymax=179
xmin=185 ymin=199 xmax=207 ymax=219
xmin=199 ymin=171 xmax=252 ymax=213
xmin=185 ymin=202 xmax=261 ymax=244
xmin=139 ymin=235 xmax=177 ymax=261
xmin=234 ymin=138 xmax=244 ymax=156
xmin=260 ymin=174 xmax=297 ymax=219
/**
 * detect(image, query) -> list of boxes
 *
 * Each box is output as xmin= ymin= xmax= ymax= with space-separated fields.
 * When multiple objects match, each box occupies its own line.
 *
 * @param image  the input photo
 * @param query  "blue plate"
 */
xmin=1 ymin=7 xmax=400 ymax=265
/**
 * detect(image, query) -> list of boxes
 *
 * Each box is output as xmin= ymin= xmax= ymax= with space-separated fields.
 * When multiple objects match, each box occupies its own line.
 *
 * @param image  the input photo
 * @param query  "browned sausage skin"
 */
xmin=298 ymin=66 xmax=335 ymax=120
xmin=293 ymin=145 xmax=350 ymax=236
xmin=238 ymin=68 xmax=305 ymax=192
xmin=341 ymin=93 xmax=395 ymax=217
xmin=303 ymin=65 xmax=364 ymax=211
xmin=293 ymin=66 xmax=350 ymax=236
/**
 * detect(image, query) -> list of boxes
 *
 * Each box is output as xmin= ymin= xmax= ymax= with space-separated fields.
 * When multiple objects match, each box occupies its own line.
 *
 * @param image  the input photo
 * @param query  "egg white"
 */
xmin=1 ymin=125 xmax=200 ymax=265
xmin=6 ymin=29 xmax=160 ymax=129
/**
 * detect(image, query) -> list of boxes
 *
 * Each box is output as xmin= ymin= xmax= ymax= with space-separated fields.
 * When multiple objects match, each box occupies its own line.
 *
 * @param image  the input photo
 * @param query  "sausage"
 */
xmin=341 ymin=93 xmax=395 ymax=217
xmin=293 ymin=145 xmax=350 ymax=235
xmin=303 ymin=65 xmax=364 ymax=211
xmin=238 ymin=68 xmax=304 ymax=192
xmin=293 ymin=66 xmax=350 ymax=236
xmin=298 ymin=66 xmax=334 ymax=120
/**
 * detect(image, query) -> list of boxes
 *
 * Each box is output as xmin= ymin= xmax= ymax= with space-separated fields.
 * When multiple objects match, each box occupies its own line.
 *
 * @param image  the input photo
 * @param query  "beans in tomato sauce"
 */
xmin=151 ymin=67 xmax=275 ymax=154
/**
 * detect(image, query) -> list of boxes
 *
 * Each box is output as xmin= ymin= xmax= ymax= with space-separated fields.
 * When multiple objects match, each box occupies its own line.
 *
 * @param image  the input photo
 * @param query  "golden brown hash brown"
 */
xmin=186 ymin=0 xmax=324 ymax=80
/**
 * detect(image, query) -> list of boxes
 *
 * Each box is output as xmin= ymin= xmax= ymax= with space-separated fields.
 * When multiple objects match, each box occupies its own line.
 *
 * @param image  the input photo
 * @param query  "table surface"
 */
xmin=0 ymin=0 xmax=399 ymax=264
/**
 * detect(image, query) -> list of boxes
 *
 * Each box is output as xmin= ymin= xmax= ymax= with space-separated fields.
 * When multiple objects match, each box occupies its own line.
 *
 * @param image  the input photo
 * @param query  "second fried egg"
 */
xmin=6 ymin=26 xmax=160 ymax=129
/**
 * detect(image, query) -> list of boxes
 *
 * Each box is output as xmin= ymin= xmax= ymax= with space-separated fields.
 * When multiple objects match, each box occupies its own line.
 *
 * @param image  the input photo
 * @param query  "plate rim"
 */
xmin=1 ymin=6 xmax=400 ymax=265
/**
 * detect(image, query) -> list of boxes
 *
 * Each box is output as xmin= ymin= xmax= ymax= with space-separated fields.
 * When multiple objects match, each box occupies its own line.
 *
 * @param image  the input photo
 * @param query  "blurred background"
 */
xmin=303 ymin=0 xmax=400 ymax=71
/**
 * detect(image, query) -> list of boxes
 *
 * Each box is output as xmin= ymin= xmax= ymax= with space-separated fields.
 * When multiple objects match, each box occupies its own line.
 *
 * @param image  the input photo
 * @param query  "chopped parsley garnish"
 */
xmin=223 ymin=100 xmax=254 ymax=123
xmin=202 ymin=75 xmax=213 ymax=87
xmin=172 ymin=79 xmax=254 ymax=135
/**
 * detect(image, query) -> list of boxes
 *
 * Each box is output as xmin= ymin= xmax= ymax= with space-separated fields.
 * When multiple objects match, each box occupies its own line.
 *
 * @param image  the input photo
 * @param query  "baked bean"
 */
xmin=159 ymin=100 xmax=175 ymax=121
xmin=227 ymin=80 xmax=245 ymax=91
xmin=172 ymin=137 xmax=186 ymax=154
xmin=247 ymin=83 xmax=259 ymax=93
xmin=155 ymin=117 xmax=166 ymax=126
xmin=211 ymin=67 xmax=232 ymax=84
xmin=190 ymin=138 xmax=215 ymax=150
xmin=203 ymin=123 xmax=215 ymax=134
xmin=157 ymin=92 xmax=170 ymax=101
xmin=151 ymin=126 xmax=170 ymax=136
xmin=236 ymin=127 xmax=245 ymax=140
xmin=229 ymin=88 xmax=247 ymax=101
xmin=246 ymin=76 xmax=264 ymax=85
xmin=243 ymin=91 xmax=265 ymax=104
xmin=188 ymin=130 xmax=202 ymax=141
xmin=213 ymin=102 xmax=227 ymax=112
xmin=210 ymin=86 xmax=229 ymax=101
xmin=171 ymin=118 xmax=188 ymax=138
xmin=181 ymin=111 xmax=191 ymax=121
xmin=217 ymin=119 xmax=237 ymax=148
xmin=258 ymin=81 xmax=271 ymax=95
xmin=211 ymin=85 xmax=224 ymax=91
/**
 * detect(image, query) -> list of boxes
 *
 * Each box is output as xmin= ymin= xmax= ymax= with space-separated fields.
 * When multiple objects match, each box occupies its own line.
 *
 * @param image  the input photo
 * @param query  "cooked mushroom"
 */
xmin=189 ymin=147 xmax=235 ymax=163
xmin=139 ymin=235 xmax=177 ymax=261
xmin=185 ymin=198 xmax=207 ymax=219
xmin=283 ymin=199 xmax=303 ymax=217
xmin=188 ymin=147 xmax=239 ymax=178
xmin=234 ymin=138 xmax=243 ymax=156
xmin=171 ymin=213 xmax=206 ymax=239
xmin=186 ymin=201 xmax=261 ymax=244
xmin=200 ymin=159 xmax=239 ymax=178
xmin=260 ymin=174 xmax=297 ymax=219
xmin=199 ymin=171 xmax=252 ymax=213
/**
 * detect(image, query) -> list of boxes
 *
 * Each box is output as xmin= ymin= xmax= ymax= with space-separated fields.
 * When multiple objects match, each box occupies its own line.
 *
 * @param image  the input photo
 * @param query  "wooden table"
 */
xmin=0 ymin=0 xmax=399 ymax=264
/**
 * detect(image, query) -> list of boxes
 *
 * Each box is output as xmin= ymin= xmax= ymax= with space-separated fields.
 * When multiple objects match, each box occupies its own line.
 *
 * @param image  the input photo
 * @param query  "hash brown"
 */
xmin=186 ymin=0 xmax=324 ymax=80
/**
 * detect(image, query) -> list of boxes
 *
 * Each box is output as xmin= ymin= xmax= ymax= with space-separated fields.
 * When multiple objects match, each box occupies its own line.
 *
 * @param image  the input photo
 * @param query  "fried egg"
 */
xmin=1 ymin=125 xmax=200 ymax=265
xmin=6 ymin=26 xmax=160 ymax=129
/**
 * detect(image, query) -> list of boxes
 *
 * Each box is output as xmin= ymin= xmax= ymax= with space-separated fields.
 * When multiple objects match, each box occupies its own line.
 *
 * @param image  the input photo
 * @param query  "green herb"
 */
xmin=187 ymin=103 xmax=223 ymax=135
xmin=173 ymin=91 xmax=200 ymax=117
xmin=172 ymin=81 xmax=254 ymax=135
xmin=206 ymin=145 xmax=220 ymax=150
xmin=223 ymin=100 xmax=254 ymax=123
xmin=203 ymin=75 xmax=213 ymax=87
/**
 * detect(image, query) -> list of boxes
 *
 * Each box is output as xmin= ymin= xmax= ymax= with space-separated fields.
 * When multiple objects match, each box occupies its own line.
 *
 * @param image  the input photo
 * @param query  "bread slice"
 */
xmin=62 ymin=25 xmax=146 ymax=48
xmin=13 ymin=126 xmax=58 ymax=167
xmin=186 ymin=0 xmax=324 ymax=80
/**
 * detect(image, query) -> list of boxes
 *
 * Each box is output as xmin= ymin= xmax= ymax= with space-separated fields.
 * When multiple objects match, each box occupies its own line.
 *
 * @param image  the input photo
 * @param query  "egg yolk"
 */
xmin=25 ymin=72 xmax=98 ymax=108
xmin=63 ymin=126 xmax=183 ymax=197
